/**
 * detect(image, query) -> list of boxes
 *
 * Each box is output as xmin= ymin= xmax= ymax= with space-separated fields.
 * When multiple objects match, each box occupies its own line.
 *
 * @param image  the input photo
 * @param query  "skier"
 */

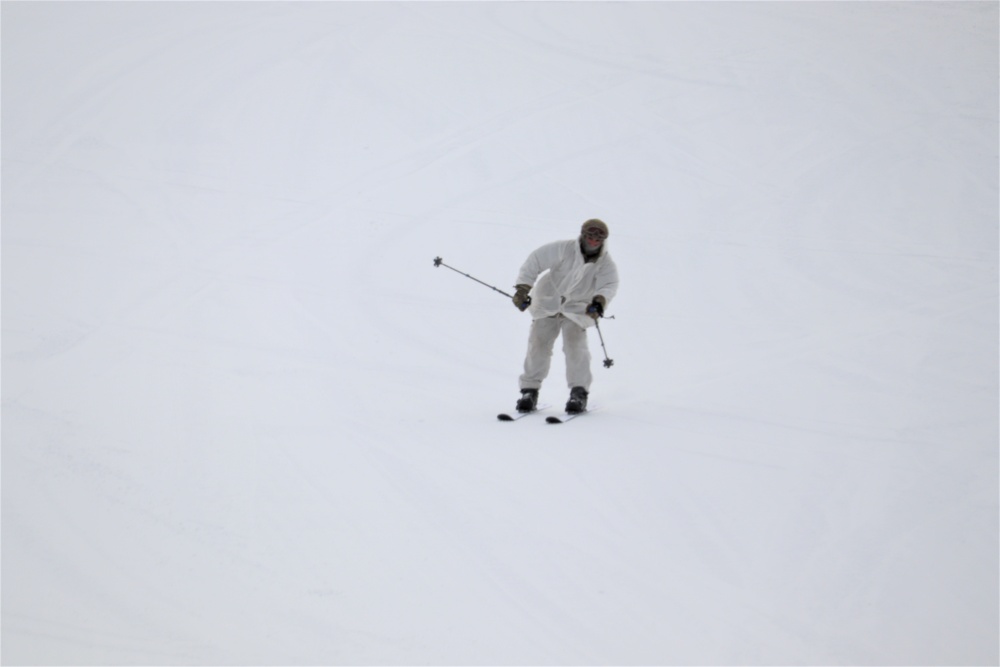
xmin=511 ymin=219 xmax=619 ymax=414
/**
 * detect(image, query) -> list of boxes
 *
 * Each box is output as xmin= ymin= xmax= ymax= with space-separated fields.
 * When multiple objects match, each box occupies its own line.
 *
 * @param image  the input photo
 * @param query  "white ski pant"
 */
xmin=519 ymin=314 xmax=592 ymax=391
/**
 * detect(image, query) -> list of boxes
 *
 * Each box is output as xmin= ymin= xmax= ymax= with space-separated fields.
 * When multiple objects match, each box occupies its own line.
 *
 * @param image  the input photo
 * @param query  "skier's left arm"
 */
xmin=589 ymin=256 xmax=619 ymax=318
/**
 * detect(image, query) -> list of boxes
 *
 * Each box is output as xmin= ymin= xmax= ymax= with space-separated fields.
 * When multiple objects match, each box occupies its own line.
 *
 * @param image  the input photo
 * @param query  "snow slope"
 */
xmin=2 ymin=2 xmax=997 ymax=664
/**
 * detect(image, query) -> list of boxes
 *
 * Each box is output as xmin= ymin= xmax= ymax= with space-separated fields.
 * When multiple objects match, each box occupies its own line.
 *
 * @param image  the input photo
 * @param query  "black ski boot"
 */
xmin=565 ymin=386 xmax=588 ymax=414
xmin=516 ymin=388 xmax=539 ymax=413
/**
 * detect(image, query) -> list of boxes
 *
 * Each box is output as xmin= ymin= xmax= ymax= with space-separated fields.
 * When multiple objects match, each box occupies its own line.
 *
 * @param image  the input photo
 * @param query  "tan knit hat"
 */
xmin=581 ymin=218 xmax=609 ymax=239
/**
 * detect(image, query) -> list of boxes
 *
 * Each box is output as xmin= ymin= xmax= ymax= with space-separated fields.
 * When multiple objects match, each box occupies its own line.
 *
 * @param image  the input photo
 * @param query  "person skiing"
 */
xmin=511 ymin=218 xmax=619 ymax=414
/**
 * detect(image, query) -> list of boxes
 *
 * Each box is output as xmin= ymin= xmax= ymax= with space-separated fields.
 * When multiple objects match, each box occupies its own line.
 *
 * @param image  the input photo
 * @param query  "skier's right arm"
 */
xmin=515 ymin=241 xmax=561 ymax=286
xmin=513 ymin=241 xmax=562 ymax=311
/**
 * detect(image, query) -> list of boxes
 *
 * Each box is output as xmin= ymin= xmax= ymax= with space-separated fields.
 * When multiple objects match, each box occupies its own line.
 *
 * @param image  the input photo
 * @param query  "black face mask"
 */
xmin=580 ymin=237 xmax=602 ymax=258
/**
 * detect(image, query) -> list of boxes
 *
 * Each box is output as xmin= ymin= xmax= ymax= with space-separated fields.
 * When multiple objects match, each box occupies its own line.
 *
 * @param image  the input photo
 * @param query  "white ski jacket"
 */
xmin=516 ymin=239 xmax=619 ymax=329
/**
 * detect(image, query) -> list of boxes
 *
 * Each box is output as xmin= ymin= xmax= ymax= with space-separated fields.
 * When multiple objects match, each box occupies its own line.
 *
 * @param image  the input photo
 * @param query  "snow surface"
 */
xmin=2 ymin=2 xmax=998 ymax=665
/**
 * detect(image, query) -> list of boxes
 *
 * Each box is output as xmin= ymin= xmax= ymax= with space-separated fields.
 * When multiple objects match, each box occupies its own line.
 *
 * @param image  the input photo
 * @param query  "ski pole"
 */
xmin=594 ymin=318 xmax=614 ymax=368
xmin=433 ymin=256 xmax=513 ymax=299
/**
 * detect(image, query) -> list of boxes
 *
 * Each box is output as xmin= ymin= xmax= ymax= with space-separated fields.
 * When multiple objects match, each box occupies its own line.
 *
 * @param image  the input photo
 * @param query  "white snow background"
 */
xmin=2 ymin=2 xmax=998 ymax=665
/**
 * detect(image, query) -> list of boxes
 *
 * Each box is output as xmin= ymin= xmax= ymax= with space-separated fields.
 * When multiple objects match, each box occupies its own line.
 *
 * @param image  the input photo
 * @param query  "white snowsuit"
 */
xmin=515 ymin=239 xmax=619 ymax=391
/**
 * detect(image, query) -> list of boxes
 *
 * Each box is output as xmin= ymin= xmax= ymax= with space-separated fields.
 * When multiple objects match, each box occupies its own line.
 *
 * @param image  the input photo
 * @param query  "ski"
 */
xmin=545 ymin=406 xmax=596 ymax=424
xmin=497 ymin=404 xmax=550 ymax=422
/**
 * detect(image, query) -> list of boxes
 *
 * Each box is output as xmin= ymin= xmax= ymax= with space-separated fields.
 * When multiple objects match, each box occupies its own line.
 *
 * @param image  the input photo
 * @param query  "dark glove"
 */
xmin=586 ymin=295 xmax=606 ymax=320
xmin=512 ymin=284 xmax=532 ymax=311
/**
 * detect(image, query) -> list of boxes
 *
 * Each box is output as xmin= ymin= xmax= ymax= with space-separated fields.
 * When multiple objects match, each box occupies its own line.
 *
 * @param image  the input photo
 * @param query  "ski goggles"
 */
xmin=583 ymin=226 xmax=608 ymax=241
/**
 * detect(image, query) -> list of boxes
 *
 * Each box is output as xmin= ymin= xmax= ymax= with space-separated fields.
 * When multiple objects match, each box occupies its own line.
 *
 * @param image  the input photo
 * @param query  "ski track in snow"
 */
xmin=2 ymin=2 xmax=998 ymax=665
